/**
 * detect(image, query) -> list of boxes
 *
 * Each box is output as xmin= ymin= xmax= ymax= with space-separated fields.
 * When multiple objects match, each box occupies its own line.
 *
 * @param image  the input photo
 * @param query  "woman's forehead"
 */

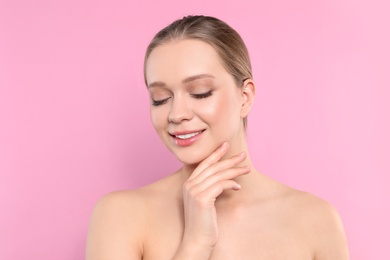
xmin=145 ymin=39 xmax=227 ymax=85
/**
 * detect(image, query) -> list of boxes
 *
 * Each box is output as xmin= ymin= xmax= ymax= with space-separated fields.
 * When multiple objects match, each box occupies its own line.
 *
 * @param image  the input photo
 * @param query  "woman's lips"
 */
xmin=170 ymin=130 xmax=205 ymax=147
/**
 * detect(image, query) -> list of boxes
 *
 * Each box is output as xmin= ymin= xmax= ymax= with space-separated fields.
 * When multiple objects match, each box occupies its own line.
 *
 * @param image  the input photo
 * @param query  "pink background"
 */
xmin=1 ymin=0 xmax=389 ymax=259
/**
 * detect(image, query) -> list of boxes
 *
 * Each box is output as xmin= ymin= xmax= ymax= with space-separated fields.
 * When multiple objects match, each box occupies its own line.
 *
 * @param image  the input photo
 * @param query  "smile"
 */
xmin=175 ymin=131 xmax=202 ymax=140
xmin=169 ymin=130 xmax=205 ymax=147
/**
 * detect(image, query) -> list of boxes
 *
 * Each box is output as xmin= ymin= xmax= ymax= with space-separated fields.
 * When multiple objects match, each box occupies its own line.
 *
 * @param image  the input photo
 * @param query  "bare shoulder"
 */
xmin=86 ymin=173 xmax=181 ymax=260
xmin=280 ymin=185 xmax=350 ymax=259
xmin=86 ymin=189 xmax=149 ymax=260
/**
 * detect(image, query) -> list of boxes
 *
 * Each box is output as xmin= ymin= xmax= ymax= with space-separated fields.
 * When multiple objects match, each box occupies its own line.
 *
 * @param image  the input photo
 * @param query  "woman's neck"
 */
xmin=178 ymin=143 xmax=263 ymax=205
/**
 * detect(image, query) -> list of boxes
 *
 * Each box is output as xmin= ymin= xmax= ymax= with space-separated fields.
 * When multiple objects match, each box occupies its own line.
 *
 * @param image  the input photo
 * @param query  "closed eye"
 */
xmin=151 ymin=97 xmax=170 ymax=106
xmin=192 ymin=90 xmax=213 ymax=99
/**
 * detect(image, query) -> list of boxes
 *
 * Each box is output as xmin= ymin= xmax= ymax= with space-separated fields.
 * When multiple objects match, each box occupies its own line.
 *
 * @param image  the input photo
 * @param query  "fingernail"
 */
xmin=239 ymin=152 xmax=246 ymax=157
xmin=233 ymin=183 xmax=241 ymax=190
xmin=221 ymin=142 xmax=228 ymax=149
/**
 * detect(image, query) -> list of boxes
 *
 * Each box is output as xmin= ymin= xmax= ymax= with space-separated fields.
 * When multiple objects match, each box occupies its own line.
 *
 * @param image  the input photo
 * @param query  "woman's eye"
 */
xmin=151 ymin=98 xmax=170 ymax=106
xmin=192 ymin=90 xmax=213 ymax=99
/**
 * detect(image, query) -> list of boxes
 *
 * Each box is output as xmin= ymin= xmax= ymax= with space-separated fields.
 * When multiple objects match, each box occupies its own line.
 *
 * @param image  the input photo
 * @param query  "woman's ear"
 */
xmin=240 ymin=79 xmax=256 ymax=118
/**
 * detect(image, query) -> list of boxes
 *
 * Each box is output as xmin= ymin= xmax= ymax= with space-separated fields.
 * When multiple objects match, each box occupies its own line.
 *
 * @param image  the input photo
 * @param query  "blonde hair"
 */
xmin=144 ymin=15 xmax=253 ymax=129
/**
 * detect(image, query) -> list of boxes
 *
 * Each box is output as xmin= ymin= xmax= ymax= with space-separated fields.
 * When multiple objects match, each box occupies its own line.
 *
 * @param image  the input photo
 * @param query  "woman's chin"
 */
xmin=175 ymin=155 xmax=204 ymax=167
xmin=172 ymin=149 xmax=211 ymax=167
xmin=163 ymin=137 xmax=225 ymax=167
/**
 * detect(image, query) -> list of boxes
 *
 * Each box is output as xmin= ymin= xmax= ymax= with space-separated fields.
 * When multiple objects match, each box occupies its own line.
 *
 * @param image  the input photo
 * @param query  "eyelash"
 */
xmin=152 ymin=98 xmax=169 ymax=106
xmin=192 ymin=90 xmax=213 ymax=99
xmin=151 ymin=91 xmax=213 ymax=106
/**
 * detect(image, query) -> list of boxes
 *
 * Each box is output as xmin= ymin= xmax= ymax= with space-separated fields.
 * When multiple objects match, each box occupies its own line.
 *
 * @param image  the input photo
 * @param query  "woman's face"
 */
xmin=145 ymin=39 xmax=247 ymax=165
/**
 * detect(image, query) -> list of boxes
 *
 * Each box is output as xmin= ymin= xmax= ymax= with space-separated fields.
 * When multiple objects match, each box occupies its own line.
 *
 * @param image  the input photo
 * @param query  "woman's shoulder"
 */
xmin=261 ymin=176 xmax=343 ymax=221
xmin=86 ymin=189 xmax=146 ymax=259
xmin=283 ymin=186 xmax=344 ymax=230
xmin=272 ymin=182 xmax=349 ymax=258
xmin=268 ymin=179 xmax=344 ymax=232
xmin=93 ymin=171 xmax=182 ymax=214
xmin=86 ymin=172 xmax=182 ymax=259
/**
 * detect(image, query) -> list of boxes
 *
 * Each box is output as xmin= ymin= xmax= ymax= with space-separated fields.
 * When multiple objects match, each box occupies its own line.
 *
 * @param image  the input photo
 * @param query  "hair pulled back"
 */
xmin=144 ymin=15 xmax=253 ymax=129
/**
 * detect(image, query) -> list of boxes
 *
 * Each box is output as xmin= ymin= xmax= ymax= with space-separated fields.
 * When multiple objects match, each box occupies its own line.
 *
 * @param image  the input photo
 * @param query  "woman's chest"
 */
xmin=143 ymin=207 xmax=313 ymax=260
xmin=209 ymin=223 xmax=312 ymax=259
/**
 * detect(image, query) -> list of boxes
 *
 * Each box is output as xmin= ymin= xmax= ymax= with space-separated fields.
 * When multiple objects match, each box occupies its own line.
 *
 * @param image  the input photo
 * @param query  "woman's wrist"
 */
xmin=172 ymin=240 xmax=214 ymax=260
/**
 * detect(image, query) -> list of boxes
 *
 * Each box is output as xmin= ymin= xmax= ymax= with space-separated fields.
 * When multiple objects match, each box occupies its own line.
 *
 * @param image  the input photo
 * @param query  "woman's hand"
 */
xmin=173 ymin=142 xmax=250 ymax=259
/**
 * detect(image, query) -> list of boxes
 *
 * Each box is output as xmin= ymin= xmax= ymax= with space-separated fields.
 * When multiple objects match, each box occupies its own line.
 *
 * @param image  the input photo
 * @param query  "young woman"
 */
xmin=86 ymin=15 xmax=349 ymax=259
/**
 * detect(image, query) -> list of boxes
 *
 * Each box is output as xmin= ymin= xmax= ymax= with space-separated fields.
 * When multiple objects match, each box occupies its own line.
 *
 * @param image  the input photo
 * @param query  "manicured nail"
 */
xmin=233 ymin=183 xmax=241 ymax=190
xmin=239 ymin=152 xmax=246 ymax=157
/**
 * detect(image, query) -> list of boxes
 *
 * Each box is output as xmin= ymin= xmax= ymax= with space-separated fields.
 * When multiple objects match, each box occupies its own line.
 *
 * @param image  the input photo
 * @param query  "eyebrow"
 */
xmin=147 ymin=74 xmax=215 ymax=88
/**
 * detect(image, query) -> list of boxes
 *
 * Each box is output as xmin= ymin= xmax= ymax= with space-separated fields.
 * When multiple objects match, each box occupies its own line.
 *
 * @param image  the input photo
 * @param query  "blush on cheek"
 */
xmin=218 ymin=95 xmax=242 ymax=131
xmin=215 ymin=93 xmax=239 ymax=117
xmin=150 ymin=111 xmax=163 ymax=131
xmin=200 ymin=94 xmax=238 ymax=132
xmin=200 ymin=99 xmax=220 ymax=117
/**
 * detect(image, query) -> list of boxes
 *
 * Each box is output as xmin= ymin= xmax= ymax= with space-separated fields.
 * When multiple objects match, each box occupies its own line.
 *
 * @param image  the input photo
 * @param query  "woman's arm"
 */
xmin=86 ymin=192 xmax=144 ymax=260
xmin=312 ymin=202 xmax=350 ymax=260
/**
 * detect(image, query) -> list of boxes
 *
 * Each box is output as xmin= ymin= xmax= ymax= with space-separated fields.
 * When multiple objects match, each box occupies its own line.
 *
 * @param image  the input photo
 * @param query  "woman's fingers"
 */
xmin=186 ymin=165 xmax=250 ymax=196
xmin=192 ymin=179 xmax=244 ymax=207
xmin=190 ymin=152 xmax=247 ymax=185
xmin=180 ymin=141 xmax=251 ymax=250
xmin=188 ymin=142 xmax=229 ymax=181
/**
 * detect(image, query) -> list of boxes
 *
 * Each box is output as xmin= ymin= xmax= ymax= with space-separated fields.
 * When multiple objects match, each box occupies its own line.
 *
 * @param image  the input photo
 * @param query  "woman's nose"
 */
xmin=168 ymin=96 xmax=193 ymax=123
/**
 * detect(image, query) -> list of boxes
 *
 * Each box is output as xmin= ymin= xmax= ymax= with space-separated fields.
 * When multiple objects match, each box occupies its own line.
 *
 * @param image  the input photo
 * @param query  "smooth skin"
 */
xmin=86 ymin=39 xmax=349 ymax=259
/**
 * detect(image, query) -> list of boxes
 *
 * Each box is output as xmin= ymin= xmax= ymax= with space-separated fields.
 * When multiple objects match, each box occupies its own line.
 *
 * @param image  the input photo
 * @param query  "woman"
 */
xmin=86 ymin=15 xmax=349 ymax=259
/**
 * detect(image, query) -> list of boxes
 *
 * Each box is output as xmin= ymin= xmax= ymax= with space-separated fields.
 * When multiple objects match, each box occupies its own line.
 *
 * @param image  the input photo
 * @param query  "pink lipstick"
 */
xmin=170 ymin=130 xmax=205 ymax=147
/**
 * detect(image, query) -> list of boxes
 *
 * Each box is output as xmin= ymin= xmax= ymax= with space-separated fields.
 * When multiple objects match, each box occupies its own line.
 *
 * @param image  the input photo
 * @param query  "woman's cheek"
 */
xmin=150 ymin=109 xmax=165 ymax=131
xmin=200 ymin=99 xmax=219 ymax=116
